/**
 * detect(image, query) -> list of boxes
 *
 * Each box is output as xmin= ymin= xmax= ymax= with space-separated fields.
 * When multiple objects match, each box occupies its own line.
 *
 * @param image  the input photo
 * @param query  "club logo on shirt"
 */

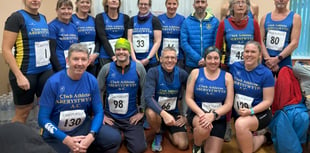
xmin=60 ymin=86 xmax=65 ymax=93
xmin=28 ymin=22 xmax=36 ymax=26
xmin=206 ymin=24 xmax=212 ymax=30
xmin=45 ymin=123 xmax=57 ymax=134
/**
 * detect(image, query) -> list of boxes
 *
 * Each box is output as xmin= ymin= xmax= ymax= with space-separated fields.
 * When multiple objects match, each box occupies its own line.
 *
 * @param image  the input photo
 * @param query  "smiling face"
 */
xmin=138 ymin=0 xmax=151 ymax=15
xmin=24 ymin=0 xmax=41 ymax=13
xmin=160 ymin=49 xmax=177 ymax=72
xmin=165 ymin=0 xmax=178 ymax=16
xmin=56 ymin=2 xmax=73 ymax=23
xmin=205 ymin=51 xmax=220 ymax=71
xmin=274 ymin=0 xmax=289 ymax=9
xmin=67 ymin=51 xmax=89 ymax=77
xmin=115 ymin=48 xmax=130 ymax=63
xmin=106 ymin=0 xmax=120 ymax=11
xmin=76 ymin=0 xmax=91 ymax=14
xmin=243 ymin=43 xmax=261 ymax=69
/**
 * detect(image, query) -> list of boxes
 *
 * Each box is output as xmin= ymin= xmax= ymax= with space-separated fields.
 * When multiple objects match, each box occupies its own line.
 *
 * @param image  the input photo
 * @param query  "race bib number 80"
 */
xmin=266 ymin=30 xmax=286 ymax=51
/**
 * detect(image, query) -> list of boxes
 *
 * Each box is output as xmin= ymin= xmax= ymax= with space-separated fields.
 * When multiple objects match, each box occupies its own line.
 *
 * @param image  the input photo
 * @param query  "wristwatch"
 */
xmin=277 ymin=55 xmax=283 ymax=61
xmin=89 ymin=131 xmax=96 ymax=138
xmin=212 ymin=111 xmax=219 ymax=120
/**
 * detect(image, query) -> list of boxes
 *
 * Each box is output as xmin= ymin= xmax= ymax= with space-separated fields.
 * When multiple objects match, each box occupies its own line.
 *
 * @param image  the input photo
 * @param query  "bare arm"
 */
xmin=214 ymin=72 xmax=234 ymax=116
xmin=259 ymin=15 xmax=270 ymax=60
xmin=251 ymin=2 xmax=259 ymax=21
xmin=278 ymin=14 xmax=301 ymax=58
xmin=147 ymin=30 xmax=161 ymax=59
xmin=2 ymin=30 xmax=30 ymax=90
xmin=220 ymin=2 xmax=230 ymax=21
xmin=185 ymin=69 xmax=205 ymax=117
xmin=127 ymin=29 xmax=138 ymax=61
xmin=252 ymin=87 xmax=274 ymax=114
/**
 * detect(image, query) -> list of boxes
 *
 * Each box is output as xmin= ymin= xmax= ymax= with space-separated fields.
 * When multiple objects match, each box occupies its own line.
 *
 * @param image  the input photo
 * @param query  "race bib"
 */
xmin=202 ymin=102 xmax=222 ymax=113
xmin=35 ymin=40 xmax=50 ymax=67
xmin=80 ymin=41 xmax=95 ymax=55
xmin=108 ymin=39 xmax=118 ymax=54
xmin=229 ymin=44 xmax=244 ymax=64
xmin=266 ymin=30 xmax=286 ymax=51
xmin=58 ymin=110 xmax=86 ymax=131
xmin=133 ymin=34 xmax=149 ymax=53
xmin=108 ymin=93 xmax=129 ymax=114
xmin=158 ymin=96 xmax=177 ymax=111
xmin=162 ymin=38 xmax=179 ymax=55
xmin=234 ymin=94 xmax=254 ymax=112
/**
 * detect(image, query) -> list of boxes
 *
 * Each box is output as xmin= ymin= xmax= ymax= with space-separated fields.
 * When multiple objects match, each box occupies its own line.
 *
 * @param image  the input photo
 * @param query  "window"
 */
xmin=290 ymin=0 xmax=310 ymax=59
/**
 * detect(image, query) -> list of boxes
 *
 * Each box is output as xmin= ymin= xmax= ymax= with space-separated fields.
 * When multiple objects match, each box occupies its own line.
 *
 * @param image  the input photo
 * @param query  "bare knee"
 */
xmin=171 ymin=133 xmax=189 ymax=150
xmin=176 ymin=140 xmax=189 ymax=150
xmin=13 ymin=103 xmax=33 ymax=123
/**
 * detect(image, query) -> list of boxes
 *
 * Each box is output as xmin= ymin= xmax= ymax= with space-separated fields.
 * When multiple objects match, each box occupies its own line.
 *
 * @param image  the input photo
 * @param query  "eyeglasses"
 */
xmin=233 ymin=1 xmax=246 ymax=5
xmin=163 ymin=56 xmax=176 ymax=60
xmin=139 ymin=3 xmax=149 ymax=6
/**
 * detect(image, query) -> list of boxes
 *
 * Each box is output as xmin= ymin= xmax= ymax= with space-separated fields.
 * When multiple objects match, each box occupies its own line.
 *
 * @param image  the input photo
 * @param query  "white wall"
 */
xmin=92 ymin=0 xmax=273 ymax=20
xmin=93 ymin=0 xmax=196 ymax=17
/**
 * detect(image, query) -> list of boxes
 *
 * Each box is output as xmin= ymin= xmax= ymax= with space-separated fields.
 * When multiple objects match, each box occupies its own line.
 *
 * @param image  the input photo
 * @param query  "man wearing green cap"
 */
xmin=97 ymin=38 xmax=147 ymax=153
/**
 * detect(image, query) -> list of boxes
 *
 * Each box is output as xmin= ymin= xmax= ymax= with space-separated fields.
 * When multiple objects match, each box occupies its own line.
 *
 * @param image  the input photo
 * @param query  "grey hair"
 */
xmin=68 ymin=43 xmax=89 ymax=58
xmin=229 ymin=0 xmax=250 ymax=17
xmin=161 ymin=46 xmax=177 ymax=57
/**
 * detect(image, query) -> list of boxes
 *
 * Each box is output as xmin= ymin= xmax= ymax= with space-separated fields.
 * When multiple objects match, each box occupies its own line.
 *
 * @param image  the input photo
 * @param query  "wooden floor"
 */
xmin=118 ymin=127 xmax=275 ymax=153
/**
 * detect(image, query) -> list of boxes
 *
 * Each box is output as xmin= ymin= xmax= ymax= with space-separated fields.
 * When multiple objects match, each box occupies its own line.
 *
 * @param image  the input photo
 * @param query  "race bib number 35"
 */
xmin=58 ymin=110 xmax=86 ymax=131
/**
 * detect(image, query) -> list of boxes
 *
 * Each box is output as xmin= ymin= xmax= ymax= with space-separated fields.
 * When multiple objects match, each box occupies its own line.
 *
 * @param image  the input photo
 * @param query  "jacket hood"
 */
xmin=190 ymin=10 xmax=214 ymax=21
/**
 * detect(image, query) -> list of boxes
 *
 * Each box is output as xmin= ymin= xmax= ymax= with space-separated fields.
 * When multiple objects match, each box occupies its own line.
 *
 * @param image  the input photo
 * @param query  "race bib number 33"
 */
xmin=133 ymin=34 xmax=149 ymax=53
